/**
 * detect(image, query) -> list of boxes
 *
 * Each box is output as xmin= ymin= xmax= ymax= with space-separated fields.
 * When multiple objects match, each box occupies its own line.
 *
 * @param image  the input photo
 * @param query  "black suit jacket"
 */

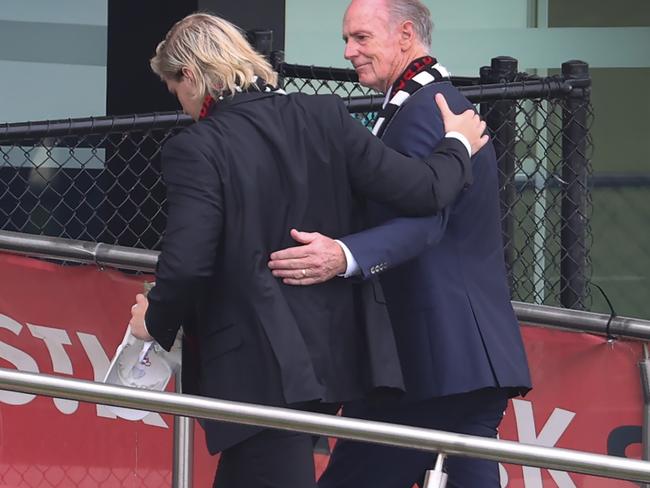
xmin=145 ymin=91 xmax=472 ymax=452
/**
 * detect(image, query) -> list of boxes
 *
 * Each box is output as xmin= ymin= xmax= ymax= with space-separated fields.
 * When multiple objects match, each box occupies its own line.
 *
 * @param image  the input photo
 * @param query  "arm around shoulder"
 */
xmin=337 ymin=98 xmax=472 ymax=215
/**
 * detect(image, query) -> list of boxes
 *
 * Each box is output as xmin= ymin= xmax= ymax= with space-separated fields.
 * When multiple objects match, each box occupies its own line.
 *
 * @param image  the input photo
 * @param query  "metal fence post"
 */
xmin=640 ymin=345 xmax=650 ymax=488
xmin=248 ymin=30 xmax=285 ymax=89
xmin=560 ymin=60 xmax=591 ymax=310
xmin=247 ymin=29 xmax=274 ymax=57
xmin=172 ymin=369 xmax=194 ymax=488
xmin=480 ymin=56 xmax=519 ymax=290
xmin=271 ymin=50 xmax=285 ymax=88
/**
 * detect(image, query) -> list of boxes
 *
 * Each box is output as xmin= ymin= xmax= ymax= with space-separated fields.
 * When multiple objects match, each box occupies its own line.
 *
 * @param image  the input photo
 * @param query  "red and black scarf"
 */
xmin=199 ymin=78 xmax=284 ymax=120
xmin=371 ymin=56 xmax=450 ymax=138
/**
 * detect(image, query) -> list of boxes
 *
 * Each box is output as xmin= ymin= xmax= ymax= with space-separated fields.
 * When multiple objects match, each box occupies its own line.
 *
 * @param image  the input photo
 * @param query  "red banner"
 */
xmin=498 ymin=327 xmax=642 ymax=487
xmin=0 ymin=253 xmax=644 ymax=487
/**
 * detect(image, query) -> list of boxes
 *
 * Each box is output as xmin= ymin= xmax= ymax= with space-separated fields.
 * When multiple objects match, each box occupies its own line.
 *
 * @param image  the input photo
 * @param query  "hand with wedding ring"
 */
xmin=268 ymin=229 xmax=346 ymax=285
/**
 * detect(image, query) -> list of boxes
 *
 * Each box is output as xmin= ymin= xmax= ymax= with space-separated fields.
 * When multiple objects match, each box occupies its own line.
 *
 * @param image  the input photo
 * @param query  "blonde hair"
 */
xmin=150 ymin=13 xmax=278 ymax=98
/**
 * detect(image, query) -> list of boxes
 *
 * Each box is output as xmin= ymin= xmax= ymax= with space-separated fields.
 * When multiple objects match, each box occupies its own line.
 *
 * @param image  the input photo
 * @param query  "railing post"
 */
xmin=172 ymin=370 xmax=194 ymax=488
xmin=480 ymin=56 xmax=519 ymax=291
xmin=247 ymin=29 xmax=273 ymax=57
xmin=423 ymin=453 xmax=448 ymax=487
xmin=271 ymin=50 xmax=285 ymax=88
xmin=640 ymin=345 xmax=650 ymax=488
xmin=248 ymin=30 xmax=285 ymax=88
xmin=560 ymin=60 xmax=591 ymax=310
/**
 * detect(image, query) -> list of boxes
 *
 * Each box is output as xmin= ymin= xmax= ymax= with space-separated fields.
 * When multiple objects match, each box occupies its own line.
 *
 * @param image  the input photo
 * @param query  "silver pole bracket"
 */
xmin=423 ymin=453 xmax=448 ymax=488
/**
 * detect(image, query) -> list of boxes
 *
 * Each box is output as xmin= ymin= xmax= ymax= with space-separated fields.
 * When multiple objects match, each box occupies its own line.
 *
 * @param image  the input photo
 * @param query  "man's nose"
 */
xmin=344 ymin=41 xmax=357 ymax=61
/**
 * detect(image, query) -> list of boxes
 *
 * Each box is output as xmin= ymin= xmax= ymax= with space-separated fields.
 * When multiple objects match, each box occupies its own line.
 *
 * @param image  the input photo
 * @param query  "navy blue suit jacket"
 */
xmin=341 ymin=82 xmax=531 ymax=401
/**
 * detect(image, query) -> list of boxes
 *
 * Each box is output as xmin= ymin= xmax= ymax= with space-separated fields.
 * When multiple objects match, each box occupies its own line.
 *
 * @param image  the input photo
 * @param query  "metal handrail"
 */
xmin=0 ymin=367 xmax=649 ymax=483
xmin=0 ymin=230 xmax=158 ymax=271
xmin=1 ymin=229 xmax=649 ymax=341
xmin=513 ymin=301 xmax=650 ymax=340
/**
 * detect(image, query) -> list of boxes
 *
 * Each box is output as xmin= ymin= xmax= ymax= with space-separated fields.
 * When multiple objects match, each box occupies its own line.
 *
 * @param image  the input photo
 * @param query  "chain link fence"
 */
xmin=280 ymin=63 xmax=381 ymax=127
xmin=590 ymin=178 xmax=650 ymax=320
xmin=0 ymin=464 xmax=171 ymax=488
xmin=0 ymin=115 xmax=189 ymax=250
xmin=1 ymin=57 xmax=595 ymax=312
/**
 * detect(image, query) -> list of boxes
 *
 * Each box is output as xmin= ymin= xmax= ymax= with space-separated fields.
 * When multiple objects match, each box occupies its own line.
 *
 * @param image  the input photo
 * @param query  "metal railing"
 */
xmin=1 ymin=367 xmax=650 ymax=484
xmin=0 ymin=228 xmax=158 ymax=271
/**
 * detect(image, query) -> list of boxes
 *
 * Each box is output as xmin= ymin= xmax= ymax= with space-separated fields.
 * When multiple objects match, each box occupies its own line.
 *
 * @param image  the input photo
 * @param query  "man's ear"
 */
xmin=399 ymin=20 xmax=416 ymax=50
xmin=181 ymin=67 xmax=195 ymax=84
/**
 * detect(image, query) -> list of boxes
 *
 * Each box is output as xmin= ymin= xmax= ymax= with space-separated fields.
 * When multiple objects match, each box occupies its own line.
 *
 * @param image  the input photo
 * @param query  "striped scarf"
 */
xmin=371 ymin=56 xmax=450 ymax=138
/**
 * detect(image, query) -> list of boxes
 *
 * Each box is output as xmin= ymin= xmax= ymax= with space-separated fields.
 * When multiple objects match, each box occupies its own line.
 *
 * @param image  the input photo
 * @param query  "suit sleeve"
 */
xmin=145 ymin=132 xmax=224 ymax=350
xmin=342 ymin=212 xmax=448 ymax=278
xmin=337 ymin=97 xmax=472 ymax=216
xmin=340 ymin=92 xmax=450 ymax=278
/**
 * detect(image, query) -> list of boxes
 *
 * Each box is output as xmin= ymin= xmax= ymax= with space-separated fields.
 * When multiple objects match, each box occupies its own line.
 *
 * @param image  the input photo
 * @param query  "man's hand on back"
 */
xmin=268 ymin=229 xmax=346 ymax=285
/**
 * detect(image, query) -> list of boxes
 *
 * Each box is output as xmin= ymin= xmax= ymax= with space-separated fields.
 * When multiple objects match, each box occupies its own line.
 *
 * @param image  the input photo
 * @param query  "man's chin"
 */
xmin=356 ymin=73 xmax=376 ymax=90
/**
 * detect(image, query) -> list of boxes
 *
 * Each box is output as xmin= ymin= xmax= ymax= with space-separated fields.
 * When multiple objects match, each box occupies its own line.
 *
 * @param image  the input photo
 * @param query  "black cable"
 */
xmin=592 ymin=283 xmax=617 ymax=341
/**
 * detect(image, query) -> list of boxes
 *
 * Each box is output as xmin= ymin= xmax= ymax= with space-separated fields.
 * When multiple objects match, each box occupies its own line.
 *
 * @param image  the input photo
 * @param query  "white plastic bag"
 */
xmin=103 ymin=325 xmax=182 ymax=421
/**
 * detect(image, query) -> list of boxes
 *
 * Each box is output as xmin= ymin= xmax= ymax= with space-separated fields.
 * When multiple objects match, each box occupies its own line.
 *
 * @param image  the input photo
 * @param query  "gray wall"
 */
xmin=0 ymin=0 xmax=107 ymax=123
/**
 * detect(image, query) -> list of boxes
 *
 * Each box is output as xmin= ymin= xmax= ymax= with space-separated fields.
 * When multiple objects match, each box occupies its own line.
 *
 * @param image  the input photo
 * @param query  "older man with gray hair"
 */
xmin=268 ymin=0 xmax=532 ymax=486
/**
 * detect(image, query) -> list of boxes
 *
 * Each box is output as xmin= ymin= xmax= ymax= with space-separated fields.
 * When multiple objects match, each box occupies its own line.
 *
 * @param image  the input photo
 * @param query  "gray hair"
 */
xmin=386 ymin=0 xmax=433 ymax=48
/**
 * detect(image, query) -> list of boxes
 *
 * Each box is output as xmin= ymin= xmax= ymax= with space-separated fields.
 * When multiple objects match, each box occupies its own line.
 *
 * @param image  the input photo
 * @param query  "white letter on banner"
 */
xmin=0 ymin=314 xmax=38 ymax=405
xmin=27 ymin=323 xmax=78 ymax=414
xmin=495 ymin=433 xmax=509 ymax=487
xmin=512 ymin=399 xmax=577 ymax=488
xmin=77 ymin=332 xmax=168 ymax=428
xmin=499 ymin=461 xmax=508 ymax=487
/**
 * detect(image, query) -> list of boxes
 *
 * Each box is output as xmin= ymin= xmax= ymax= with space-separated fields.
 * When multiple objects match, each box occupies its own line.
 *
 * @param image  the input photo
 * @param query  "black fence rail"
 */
xmin=0 ymin=56 xmax=593 ymax=312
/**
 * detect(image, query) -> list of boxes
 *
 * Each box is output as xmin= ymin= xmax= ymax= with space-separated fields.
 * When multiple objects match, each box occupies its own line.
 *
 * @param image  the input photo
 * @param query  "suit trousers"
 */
xmin=213 ymin=428 xmax=318 ymax=488
xmin=213 ymin=402 xmax=339 ymax=488
xmin=318 ymin=388 xmax=509 ymax=488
